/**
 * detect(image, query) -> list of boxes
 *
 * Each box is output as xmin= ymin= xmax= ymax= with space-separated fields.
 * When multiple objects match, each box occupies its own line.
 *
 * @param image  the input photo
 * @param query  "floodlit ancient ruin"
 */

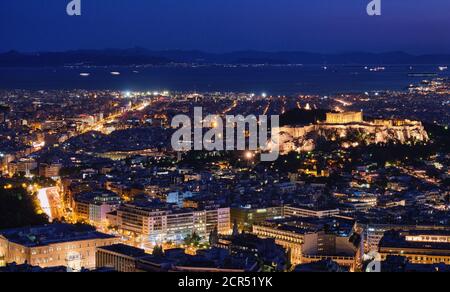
xmin=278 ymin=111 xmax=429 ymax=154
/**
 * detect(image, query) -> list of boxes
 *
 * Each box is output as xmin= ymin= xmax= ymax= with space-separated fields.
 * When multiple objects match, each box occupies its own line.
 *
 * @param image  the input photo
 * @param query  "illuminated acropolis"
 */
xmin=278 ymin=111 xmax=429 ymax=154
xmin=326 ymin=112 xmax=363 ymax=124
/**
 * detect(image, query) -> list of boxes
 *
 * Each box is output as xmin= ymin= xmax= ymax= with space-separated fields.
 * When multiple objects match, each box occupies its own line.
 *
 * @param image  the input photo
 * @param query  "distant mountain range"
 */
xmin=1 ymin=49 xmax=450 ymax=67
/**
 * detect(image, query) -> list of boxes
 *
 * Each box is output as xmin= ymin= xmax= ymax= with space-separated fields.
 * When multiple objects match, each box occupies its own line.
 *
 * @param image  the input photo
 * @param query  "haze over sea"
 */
xmin=1 ymin=65 xmax=449 ymax=95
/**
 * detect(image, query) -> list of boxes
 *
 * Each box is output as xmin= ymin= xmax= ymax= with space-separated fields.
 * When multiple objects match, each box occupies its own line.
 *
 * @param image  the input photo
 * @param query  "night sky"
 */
xmin=1 ymin=0 xmax=449 ymax=53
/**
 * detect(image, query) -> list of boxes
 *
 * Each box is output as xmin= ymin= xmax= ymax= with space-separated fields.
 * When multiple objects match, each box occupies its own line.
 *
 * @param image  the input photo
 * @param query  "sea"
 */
xmin=0 ymin=64 xmax=449 ymax=95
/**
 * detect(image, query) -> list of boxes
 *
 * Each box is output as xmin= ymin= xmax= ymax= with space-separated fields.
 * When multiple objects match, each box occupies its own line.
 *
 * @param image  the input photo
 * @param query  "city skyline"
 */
xmin=0 ymin=0 xmax=449 ymax=276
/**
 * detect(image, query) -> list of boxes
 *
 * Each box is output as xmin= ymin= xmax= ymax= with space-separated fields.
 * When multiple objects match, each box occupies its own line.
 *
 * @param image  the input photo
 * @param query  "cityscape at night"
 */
xmin=0 ymin=0 xmax=449 ymax=280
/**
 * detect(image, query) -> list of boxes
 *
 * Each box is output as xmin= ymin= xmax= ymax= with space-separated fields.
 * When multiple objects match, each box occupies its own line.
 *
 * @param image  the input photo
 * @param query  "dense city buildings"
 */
xmin=0 ymin=78 xmax=448 ymax=274
xmin=1 ymin=0 xmax=450 ymax=281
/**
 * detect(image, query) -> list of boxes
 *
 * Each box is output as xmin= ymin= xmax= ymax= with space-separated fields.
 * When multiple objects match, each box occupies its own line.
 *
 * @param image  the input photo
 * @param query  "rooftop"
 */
xmin=0 ymin=223 xmax=116 ymax=247
xmin=75 ymin=189 xmax=121 ymax=205
xmin=380 ymin=230 xmax=450 ymax=251
xmin=97 ymin=244 xmax=147 ymax=258
xmin=256 ymin=217 xmax=355 ymax=236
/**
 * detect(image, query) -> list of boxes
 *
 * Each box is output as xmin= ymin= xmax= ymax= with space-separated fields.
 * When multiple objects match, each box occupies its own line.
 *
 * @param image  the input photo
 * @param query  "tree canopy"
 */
xmin=0 ymin=186 xmax=48 ymax=230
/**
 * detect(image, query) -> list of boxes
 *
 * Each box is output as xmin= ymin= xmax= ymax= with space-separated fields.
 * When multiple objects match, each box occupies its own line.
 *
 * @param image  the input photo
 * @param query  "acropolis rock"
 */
xmin=277 ymin=112 xmax=429 ymax=154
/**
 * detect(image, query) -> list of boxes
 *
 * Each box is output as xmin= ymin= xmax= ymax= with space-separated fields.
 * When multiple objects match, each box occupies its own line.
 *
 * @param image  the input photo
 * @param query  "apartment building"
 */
xmin=112 ymin=201 xmax=230 ymax=244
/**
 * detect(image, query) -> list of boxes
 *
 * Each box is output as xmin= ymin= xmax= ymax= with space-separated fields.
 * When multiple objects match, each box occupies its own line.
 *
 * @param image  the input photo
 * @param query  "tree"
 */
xmin=0 ymin=186 xmax=48 ymax=229
xmin=232 ymin=220 xmax=240 ymax=237
xmin=209 ymin=226 xmax=219 ymax=246
xmin=152 ymin=245 xmax=165 ymax=257
xmin=184 ymin=232 xmax=202 ymax=247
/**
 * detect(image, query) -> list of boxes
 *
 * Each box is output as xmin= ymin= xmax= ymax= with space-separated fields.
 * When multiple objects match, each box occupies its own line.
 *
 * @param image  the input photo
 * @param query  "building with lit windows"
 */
xmin=73 ymin=190 xmax=122 ymax=227
xmin=0 ymin=224 xmax=119 ymax=270
xmin=96 ymin=244 xmax=147 ymax=272
xmin=379 ymin=230 xmax=450 ymax=265
xmin=231 ymin=205 xmax=339 ymax=233
xmin=112 ymin=201 xmax=231 ymax=244
xmin=284 ymin=205 xmax=340 ymax=219
xmin=7 ymin=158 xmax=37 ymax=176
xmin=253 ymin=217 xmax=361 ymax=270
xmin=359 ymin=224 xmax=450 ymax=252
xmin=231 ymin=206 xmax=284 ymax=232
xmin=96 ymin=244 xmax=255 ymax=272
xmin=252 ymin=221 xmax=304 ymax=265
xmin=39 ymin=163 xmax=62 ymax=178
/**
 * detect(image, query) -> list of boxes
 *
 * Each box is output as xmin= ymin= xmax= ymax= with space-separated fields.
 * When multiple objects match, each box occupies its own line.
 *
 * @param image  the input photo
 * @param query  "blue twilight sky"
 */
xmin=0 ymin=0 xmax=449 ymax=53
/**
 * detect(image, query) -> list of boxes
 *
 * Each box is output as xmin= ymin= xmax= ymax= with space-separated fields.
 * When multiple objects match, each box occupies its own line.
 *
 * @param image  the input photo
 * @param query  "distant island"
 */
xmin=1 ymin=49 xmax=450 ymax=67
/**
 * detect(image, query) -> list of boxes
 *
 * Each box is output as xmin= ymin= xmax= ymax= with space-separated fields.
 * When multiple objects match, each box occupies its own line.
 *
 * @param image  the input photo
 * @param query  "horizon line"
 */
xmin=1 ymin=48 xmax=450 ymax=56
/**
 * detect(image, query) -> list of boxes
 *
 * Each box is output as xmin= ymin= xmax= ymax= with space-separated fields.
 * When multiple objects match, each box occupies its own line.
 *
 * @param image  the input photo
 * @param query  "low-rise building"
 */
xmin=230 ymin=206 xmax=283 ymax=232
xmin=284 ymin=205 xmax=340 ymax=218
xmin=166 ymin=191 xmax=195 ymax=207
xmin=96 ymin=244 xmax=256 ymax=272
xmin=0 ymin=224 xmax=119 ymax=270
xmin=73 ymin=190 xmax=122 ymax=227
xmin=7 ymin=158 xmax=37 ymax=176
xmin=253 ymin=217 xmax=361 ymax=270
xmin=359 ymin=224 xmax=450 ymax=252
xmin=379 ymin=230 xmax=450 ymax=265
xmin=96 ymin=244 xmax=147 ymax=272
xmin=39 ymin=163 xmax=62 ymax=178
